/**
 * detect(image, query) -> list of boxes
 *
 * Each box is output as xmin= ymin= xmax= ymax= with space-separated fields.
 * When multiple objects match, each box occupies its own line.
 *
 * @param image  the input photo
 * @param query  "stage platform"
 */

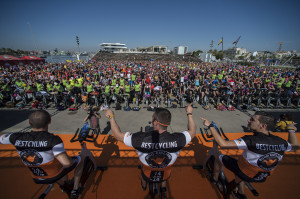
xmin=0 ymin=133 xmax=299 ymax=199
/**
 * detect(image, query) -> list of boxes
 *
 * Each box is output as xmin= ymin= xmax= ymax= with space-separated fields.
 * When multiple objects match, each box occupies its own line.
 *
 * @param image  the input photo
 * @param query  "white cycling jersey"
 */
xmin=0 ymin=131 xmax=65 ymax=179
xmin=234 ymin=132 xmax=292 ymax=179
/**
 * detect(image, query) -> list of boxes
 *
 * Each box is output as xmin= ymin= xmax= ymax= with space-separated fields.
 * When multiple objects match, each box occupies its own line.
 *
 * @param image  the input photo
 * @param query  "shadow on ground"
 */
xmin=0 ymin=109 xmax=35 ymax=131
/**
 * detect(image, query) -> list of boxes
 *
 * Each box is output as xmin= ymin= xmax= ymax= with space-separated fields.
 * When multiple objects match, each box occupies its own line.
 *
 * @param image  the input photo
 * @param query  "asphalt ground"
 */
xmin=1 ymin=103 xmax=299 ymax=134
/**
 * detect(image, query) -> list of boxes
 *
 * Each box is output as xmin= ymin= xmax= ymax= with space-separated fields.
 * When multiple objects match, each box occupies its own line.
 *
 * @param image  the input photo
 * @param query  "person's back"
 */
xmin=125 ymin=130 xmax=190 ymax=182
xmin=84 ymin=106 xmax=101 ymax=130
xmin=104 ymin=105 xmax=196 ymax=191
xmin=200 ymin=111 xmax=299 ymax=198
xmin=2 ymin=131 xmax=65 ymax=179
xmin=0 ymin=110 xmax=88 ymax=199
xmin=235 ymin=132 xmax=291 ymax=181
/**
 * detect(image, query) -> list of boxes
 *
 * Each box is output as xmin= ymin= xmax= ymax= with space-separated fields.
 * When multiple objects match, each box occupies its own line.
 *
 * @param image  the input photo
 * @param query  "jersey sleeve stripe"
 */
xmin=0 ymin=133 xmax=12 ymax=145
xmin=182 ymin=131 xmax=192 ymax=146
xmin=286 ymin=142 xmax=292 ymax=152
xmin=234 ymin=138 xmax=248 ymax=149
xmin=123 ymin=132 xmax=133 ymax=147
xmin=53 ymin=143 xmax=65 ymax=156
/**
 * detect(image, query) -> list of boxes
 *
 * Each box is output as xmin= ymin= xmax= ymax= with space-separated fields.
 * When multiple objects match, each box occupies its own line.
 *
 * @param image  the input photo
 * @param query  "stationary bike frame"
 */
xmin=194 ymin=122 xmax=259 ymax=199
xmin=138 ymin=165 xmax=167 ymax=199
xmin=38 ymin=126 xmax=105 ymax=199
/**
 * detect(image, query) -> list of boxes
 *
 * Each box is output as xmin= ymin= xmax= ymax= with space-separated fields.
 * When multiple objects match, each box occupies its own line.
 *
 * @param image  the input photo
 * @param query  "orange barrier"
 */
xmin=0 ymin=133 xmax=300 ymax=199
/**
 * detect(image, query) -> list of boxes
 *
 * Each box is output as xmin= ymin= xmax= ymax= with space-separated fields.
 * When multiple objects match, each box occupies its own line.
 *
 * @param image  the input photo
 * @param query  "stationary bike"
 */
xmin=38 ymin=125 xmax=106 ymax=199
xmin=138 ymin=165 xmax=167 ymax=199
xmin=193 ymin=122 xmax=259 ymax=199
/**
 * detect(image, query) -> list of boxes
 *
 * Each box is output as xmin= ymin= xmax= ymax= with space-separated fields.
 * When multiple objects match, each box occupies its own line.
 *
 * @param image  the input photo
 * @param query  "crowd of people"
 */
xmin=0 ymin=58 xmax=299 ymax=110
xmin=0 ymin=58 xmax=299 ymax=198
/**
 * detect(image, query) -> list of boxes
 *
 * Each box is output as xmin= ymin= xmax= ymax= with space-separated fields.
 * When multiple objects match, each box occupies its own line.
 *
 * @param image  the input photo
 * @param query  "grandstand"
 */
xmin=93 ymin=51 xmax=202 ymax=62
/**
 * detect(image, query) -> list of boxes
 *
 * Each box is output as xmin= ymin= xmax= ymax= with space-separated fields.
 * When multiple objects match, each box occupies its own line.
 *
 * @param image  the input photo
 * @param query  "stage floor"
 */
xmin=1 ymin=134 xmax=299 ymax=199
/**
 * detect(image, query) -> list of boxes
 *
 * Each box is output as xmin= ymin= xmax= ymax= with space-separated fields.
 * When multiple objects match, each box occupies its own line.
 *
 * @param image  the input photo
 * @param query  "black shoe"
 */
xmin=235 ymin=192 xmax=247 ymax=199
xmin=140 ymin=178 xmax=147 ymax=191
xmin=70 ymin=189 xmax=80 ymax=199
xmin=59 ymin=181 xmax=73 ymax=195
xmin=160 ymin=187 xmax=167 ymax=193
xmin=160 ymin=187 xmax=167 ymax=198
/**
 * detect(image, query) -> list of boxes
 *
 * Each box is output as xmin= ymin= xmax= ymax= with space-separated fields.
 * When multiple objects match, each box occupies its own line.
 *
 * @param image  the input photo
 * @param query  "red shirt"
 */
xmin=151 ymin=85 xmax=155 ymax=90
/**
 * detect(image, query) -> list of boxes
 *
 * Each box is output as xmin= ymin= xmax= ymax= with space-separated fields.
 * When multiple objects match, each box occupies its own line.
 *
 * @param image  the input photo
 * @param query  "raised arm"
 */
xmin=200 ymin=117 xmax=238 ymax=149
xmin=94 ymin=112 xmax=101 ymax=119
xmin=105 ymin=109 xmax=125 ymax=142
xmin=185 ymin=104 xmax=196 ymax=139
xmin=287 ymin=123 xmax=299 ymax=150
xmin=83 ymin=114 xmax=89 ymax=122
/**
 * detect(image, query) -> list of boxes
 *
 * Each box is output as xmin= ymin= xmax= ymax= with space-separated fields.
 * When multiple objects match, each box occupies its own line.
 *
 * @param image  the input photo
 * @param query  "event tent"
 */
xmin=19 ymin=56 xmax=45 ymax=64
xmin=0 ymin=55 xmax=21 ymax=66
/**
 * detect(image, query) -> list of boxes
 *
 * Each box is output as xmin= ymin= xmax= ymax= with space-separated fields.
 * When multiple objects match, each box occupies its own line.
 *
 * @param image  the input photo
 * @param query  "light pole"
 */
xmin=210 ymin=40 xmax=214 ymax=52
xmin=76 ymin=36 xmax=80 ymax=60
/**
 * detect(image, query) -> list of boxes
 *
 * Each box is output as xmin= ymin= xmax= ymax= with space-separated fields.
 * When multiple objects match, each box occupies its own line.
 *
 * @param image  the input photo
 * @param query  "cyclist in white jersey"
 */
xmin=200 ymin=111 xmax=299 ymax=199
xmin=0 ymin=110 xmax=88 ymax=199
xmin=104 ymin=104 xmax=196 ymax=192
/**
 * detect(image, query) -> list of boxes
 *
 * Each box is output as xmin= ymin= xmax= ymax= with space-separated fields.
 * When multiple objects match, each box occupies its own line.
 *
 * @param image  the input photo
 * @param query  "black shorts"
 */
xmin=220 ymin=155 xmax=266 ymax=183
xmin=33 ymin=156 xmax=81 ymax=184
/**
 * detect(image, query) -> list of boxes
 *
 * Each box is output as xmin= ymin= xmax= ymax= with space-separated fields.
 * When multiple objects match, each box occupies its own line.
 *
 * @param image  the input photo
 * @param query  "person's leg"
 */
xmin=213 ymin=141 xmax=222 ymax=182
xmin=235 ymin=176 xmax=245 ymax=194
xmin=161 ymin=180 xmax=166 ymax=188
xmin=73 ymin=143 xmax=88 ymax=190
xmin=140 ymin=175 xmax=147 ymax=190
xmin=140 ymin=167 xmax=148 ymax=190
xmin=56 ymin=175 xmax=68 ymax=186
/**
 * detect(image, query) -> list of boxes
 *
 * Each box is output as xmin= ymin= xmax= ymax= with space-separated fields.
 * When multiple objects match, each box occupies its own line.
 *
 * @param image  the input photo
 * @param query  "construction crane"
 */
xmin=278 ymin=42 xmax=283 ymax=52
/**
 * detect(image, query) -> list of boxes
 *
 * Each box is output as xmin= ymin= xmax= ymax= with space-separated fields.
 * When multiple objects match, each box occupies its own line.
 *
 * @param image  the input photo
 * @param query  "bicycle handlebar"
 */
xmin=200 ymin=121 xmax=229 ymax=142
xmin=70 ymin=128 xmax=100 ymax=143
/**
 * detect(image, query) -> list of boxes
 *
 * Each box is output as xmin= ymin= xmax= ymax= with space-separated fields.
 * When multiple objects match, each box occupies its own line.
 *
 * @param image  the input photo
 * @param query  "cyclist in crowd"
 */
xmin=104 ymin=104 xmax=196 ymax=193
xmin=0 ymin=110 xmax=88 ymax=199
xmin=275 ymin=113 xmax=295 ymax=132
xmin=200 ymin=112 xmax=299 ymax=198
xmin=1 ymin=59 xmax=299 ymax=109
xmin=84 ymin=106 xmax=101 ymax=130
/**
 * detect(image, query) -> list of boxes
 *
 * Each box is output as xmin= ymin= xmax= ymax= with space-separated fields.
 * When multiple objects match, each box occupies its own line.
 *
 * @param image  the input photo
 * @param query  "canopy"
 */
xmin=0 ymin=55 xmax=20 ymax=61
xmin=19 ymin=56 xmax=45 ymax=64
xmin=20 ymin=56 xmax=44 ymax=60
xmin=0 ymin=55 xmax=21 ymax=66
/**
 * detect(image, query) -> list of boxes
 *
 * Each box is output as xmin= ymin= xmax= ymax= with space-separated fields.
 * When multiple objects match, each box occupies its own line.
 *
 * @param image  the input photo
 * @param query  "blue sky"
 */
xmin=0 ymin=0 xmax=299 ymax=52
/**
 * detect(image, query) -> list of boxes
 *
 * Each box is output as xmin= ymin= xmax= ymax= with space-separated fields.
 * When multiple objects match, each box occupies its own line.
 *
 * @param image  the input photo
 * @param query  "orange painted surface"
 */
xmin=0 ymin=133 xmax=300 ymax=199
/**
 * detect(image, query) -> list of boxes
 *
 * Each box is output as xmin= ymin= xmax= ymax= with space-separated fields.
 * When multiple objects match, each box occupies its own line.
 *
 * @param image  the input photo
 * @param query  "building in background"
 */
xmin=174 ymin=46 xmax=187 ymax=55
xmin=145 ymin=45 xmax=168 ymax=54
xmin=100 ymin=43 xmax=169 ymax=54
xmin=199 ymin=53 xmax=216 ymax=62
xmin=100 ymin=43 xmax=127 ymax=53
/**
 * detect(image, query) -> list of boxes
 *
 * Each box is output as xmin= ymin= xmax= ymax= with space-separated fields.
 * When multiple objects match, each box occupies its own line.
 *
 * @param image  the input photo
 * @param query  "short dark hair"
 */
xmin=254 ymin=111 xmax=275 ymax=131
xmin=153 ymin=108 xmax=171 ymax=130
xmin=29 ymin=110 xmax=51 ymax=129
xmin=280 ymin=113 xmax=293 ymax=121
